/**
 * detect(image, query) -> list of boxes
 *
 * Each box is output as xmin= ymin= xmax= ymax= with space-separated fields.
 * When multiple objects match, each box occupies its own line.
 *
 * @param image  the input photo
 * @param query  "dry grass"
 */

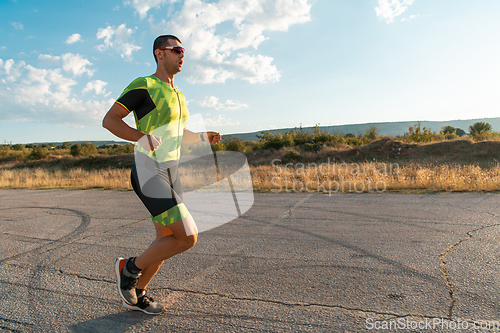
xmin=2 ymin=138 xmax=500 ymax=193
xmin=251 ymin=162 xmax=500 ymax=193
xmin=0 ymin=168 xmax=131 ymax=190
xmin=2 ymin=162 xmax=500 ymax=193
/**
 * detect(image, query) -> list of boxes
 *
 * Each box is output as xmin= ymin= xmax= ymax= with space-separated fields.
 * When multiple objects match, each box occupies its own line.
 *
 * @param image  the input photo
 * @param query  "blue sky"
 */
xmin=1 ymin=0 xmax=499 ymax=144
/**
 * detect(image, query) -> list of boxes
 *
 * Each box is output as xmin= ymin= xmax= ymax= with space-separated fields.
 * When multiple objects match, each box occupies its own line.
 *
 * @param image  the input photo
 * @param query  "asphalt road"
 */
xmin=0 ymin=189 xmax=499 ymax=332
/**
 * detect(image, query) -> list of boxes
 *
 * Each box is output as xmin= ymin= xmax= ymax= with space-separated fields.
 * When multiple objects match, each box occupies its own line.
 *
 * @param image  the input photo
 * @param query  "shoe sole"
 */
xmin=115 ymin=257 xmax=135 ymax=306
xmin=122 ymin=301 xmax=163 ymax=315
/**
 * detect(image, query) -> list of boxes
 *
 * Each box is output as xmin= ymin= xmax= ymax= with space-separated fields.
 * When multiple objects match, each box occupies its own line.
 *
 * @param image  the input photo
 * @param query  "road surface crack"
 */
xmin=438 ymin=222 xmax=500 ymax=319
xmin=2 ymin=261 xmax=489 ymax=326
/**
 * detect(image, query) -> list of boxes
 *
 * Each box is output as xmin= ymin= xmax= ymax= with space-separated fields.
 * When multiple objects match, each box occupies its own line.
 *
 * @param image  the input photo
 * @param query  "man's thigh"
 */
xmin=159 ymin=215 xmax=198 ymax=238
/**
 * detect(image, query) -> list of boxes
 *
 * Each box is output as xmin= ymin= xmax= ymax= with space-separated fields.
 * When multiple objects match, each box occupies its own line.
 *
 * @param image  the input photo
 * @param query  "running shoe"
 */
xmin=122 ymin=290 xmax=164 ymax=315
xmin=115 ymin=257 xmax=142 ymax=305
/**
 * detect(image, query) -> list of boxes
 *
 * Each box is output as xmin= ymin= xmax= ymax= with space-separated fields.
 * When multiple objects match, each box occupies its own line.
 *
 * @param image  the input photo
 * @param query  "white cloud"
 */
xmin=82 ymin=80 xmax=110 ymax=96
xmin=66 ymin=33 xmax=82 ymax=44
xmin=401 ymin=14 xmax=419 ymax=22
xmin=224 ymin=99 xmax=248 ymax=110
xmin=198 ymin=95 xmax=248 ymax=110
xmin=61 ymin=53 xmax=94 ymax=77
xmin=12 ymin=22 xmax=23 ymax=30
xmin=375 ymin=0 xmax=415 ymax=23
xmin=199 ymin=95 xmax=220 ymax=108
xmin=184 ymin=65 xmax=235 ymax=84
xmin=232 ymin=53 xmax=280 ymax=84
xmin=96 ymin=26 xmax=115 ymax=49
xmin=145 ymin=0 xmax=311 ymax=84
xmin=3 ymin=59 xmax=15 ymax=75
xmin=0 ymin=58 xmax=113 ymax=126
xmin=203 ymin=114 xmax=239 ymax=126
xmin=96 ymin=24 xmax=142 ymax=61
xmin=0 ymin=58 xmax=25 ymax=82
xmin=126 ymin=0 xmax=178 ymax=19
xmin=38 ymin=54 xmax=61 ymax=67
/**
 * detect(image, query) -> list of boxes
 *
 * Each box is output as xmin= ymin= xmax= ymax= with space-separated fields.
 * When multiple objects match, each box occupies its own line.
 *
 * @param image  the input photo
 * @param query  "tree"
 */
xmin=256 ymin=132 xmax=285 ymax=150
xmin=364 ymin=126 xmax=379 ymax=141
xmin=407 ymin=122 xmax=433 ymax=143
xmin=469 ymin=122 xmax=492 ymax=137
xmin=441 ymin=126 xmax=456 ymax=135
xmin=441 ymin=126 xmax=458 ymax=140
xmin=81 ymin=142 xmax=97 ymax=155
xmin=11 ymin=144 xmax=25 ymax=150
xmin=29 ymin=144 xmax=48 ymax=159
xmin=456 ymin=128 xmax=466 ymax=137
xmin=70 ymin=144 xmax=82 ymax=157
xmin=223 ymin=136 xmax=245 ymax=152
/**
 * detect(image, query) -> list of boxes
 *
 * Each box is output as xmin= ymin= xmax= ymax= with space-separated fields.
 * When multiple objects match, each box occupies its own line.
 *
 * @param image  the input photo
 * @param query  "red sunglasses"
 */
xmin=158 ymin=46 xmax=185 ymax=54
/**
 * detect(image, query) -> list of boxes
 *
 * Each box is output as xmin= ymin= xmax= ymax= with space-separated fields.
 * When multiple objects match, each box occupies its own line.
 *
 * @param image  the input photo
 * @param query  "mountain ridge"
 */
xmin=227 ymin=117 xmax=500 ymax=141
xmin=22 ymin=117 xmax=500 ymax=145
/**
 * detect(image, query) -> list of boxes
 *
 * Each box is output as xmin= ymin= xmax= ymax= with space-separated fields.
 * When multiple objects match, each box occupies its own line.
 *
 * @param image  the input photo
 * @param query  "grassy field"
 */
xmin=1 ymin=137 xmax=500 ymax=193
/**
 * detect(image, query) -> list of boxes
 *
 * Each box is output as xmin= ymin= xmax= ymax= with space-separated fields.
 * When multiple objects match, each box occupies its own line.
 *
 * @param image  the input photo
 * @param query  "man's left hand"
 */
xmin=206 ymin=131 xmax=221 ymax=144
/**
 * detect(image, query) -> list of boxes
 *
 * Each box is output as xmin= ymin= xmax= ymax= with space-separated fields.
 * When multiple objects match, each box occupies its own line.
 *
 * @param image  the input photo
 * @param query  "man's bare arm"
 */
xmin=182 ymin=129 xmax=221 ymax=145
xmin=102 ymin=103 xmax=161 ymax=150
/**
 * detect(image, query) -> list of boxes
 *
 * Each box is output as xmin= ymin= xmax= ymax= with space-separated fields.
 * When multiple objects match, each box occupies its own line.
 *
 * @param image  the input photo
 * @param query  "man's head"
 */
xmin=153 ymin=35 xmax=182 ymax=64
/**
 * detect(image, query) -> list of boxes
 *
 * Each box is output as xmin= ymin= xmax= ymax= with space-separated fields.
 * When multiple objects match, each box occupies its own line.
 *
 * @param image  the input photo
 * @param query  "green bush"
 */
xmin=444 ymin=133 xmax=459 ymax=140
xmin=469 ymin=122 xmax=492 ymax=138
xmin=81 ymin=143 xmax=97 ymax=155
xmin=282 ymin=150 xmax=301 ymax=162
xmin=211 ymin=143 xmax=225 ymax=151
xmin=345 ymin=136 xmax=366 ymax=146
xmin=289 ymin=127 xmax=311 ymax=145
xmin=303 ymin=142 xmax=323 ymax=153
xmin=257 ymin=132 xmax=286 ymax=150
xmin=70 ymin=144 xmax=82 ymax=157
xmin=0 ymin=144 xmax=28 ymax=161
xmin=441 ymin=126 xmax=456 ymax=135
xmin=11 ymin=144 xmax=25 ymax=151
xmin=60 ymin=142 xmax=72 ymax=150
xmin=71 ymin=143 xmax=97 ymax=156
xmin=311 ymin=125 xmax=333 ymax=144
xmin=283 ymin=132 xmax=295 ymax=147
xmin=441 ymin=126 xmax=459 ymax=140
xmin=112 ymin=143 xmax=135 ymax=154
xmin=406 ymin=122 xmax=434 ymax=143
xmin=364 ymin=126 xmax=379 ymax=141
xmin=250 ymin=141 xmax=263 ymax=151
xmin=29 ymin=144 xmax=49 ymax=160
xmin=456 ymin=128 xmax=466 ymax=137
xmin=223 ymin=136 xmax=245 ymax=152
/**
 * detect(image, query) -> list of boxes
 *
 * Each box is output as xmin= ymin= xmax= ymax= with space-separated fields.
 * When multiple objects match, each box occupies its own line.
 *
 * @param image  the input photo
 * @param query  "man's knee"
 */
xmin=177 ymin=233 xmax=197 ymax=250
xmin=168 ymin=216 xmax=198 ymax=250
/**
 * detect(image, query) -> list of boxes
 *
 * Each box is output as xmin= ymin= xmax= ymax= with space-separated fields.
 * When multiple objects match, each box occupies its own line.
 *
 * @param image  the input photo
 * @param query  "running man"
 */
xmin=102 ymin=35 xmax=221 ymax=314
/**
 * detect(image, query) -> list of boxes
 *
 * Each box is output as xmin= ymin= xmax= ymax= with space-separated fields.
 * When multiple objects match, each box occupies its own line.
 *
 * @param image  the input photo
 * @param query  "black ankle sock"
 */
xmin=126 ymin=258 xmax=142 ymax=274
xmin=136 ymin=288 xmax=145 ymax=297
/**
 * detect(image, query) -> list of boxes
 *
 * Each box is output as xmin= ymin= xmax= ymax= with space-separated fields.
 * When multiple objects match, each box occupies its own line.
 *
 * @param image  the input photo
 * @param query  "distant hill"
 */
xmin=228 ymin=117 xmax=500 ymax=142
xmin=25 ymin=117 xmax=500 ymax=145
xmin=29 ymin=140 xmax=129 ymax=146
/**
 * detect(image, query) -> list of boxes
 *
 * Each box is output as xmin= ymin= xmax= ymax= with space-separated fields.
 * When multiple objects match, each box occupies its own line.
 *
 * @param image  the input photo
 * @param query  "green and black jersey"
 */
xmin=115 ymin=75 xmax=189 ymax=162
xmin=116 ymin=75 xmax=191 ymax=226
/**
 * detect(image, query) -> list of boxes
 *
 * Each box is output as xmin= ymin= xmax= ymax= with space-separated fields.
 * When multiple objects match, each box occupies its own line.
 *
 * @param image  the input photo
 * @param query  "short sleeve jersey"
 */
xmin=115 ymin=75 xmax=189 ymax=162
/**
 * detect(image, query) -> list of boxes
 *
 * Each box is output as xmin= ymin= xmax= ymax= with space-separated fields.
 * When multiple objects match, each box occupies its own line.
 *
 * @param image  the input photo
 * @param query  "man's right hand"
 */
xmin=138 ymin=134 xmax=162 ymax=151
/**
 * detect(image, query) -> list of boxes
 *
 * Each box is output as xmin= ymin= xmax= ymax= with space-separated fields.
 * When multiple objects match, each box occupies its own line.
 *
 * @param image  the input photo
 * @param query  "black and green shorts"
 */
xmin=130 ymin=153 xmax=190 ymax=226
